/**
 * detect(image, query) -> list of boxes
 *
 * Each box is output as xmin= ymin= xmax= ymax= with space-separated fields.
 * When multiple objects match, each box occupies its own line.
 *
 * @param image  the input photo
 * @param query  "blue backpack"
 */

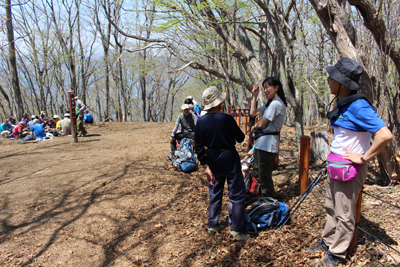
xmin=169 ymin=138 xmax=197 ymax=173
xmin=229 ymin=197 xmax=288 ymax=233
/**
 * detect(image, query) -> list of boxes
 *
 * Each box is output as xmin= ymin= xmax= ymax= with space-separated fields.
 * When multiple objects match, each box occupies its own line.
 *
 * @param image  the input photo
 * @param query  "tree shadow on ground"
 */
xmin=0 ymin=158 xmax=138 ymax=266
xmin=357 ymin=214 xmax=398 ymax=247
xmin=85 ymin=134 xmax=101 ymax=137
xmin=0 ymin=155 xmax=212 ymax=267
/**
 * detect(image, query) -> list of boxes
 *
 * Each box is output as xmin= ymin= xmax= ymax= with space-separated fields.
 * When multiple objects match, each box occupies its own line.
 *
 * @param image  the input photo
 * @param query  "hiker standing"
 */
xmin=75 ymin=96 xmax=87 ymax=137
xmin=194 ymin=86 xmax=249 ymax=241
xmin=249 ymin=77 xmax=287 ymax=198
xmin=170 ymin=104 xmax=197 ymax=155
xmin=307 ymin=58 xmax=392 ymax=266
xmin=184 ymin=98 xmax=200 ymax=119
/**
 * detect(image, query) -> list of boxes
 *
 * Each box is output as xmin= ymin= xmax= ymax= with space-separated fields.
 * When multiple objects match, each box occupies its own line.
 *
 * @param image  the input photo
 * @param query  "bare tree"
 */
xmin=309 ymin=0 xmax=399 ymax=182
xmin=5 ymin=0 xmax=24 ymax=118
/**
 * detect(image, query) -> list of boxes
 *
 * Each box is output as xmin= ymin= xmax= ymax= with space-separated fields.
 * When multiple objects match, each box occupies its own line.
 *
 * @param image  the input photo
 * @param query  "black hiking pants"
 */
xmin=253 ymin=149 xmax=276 ymax=198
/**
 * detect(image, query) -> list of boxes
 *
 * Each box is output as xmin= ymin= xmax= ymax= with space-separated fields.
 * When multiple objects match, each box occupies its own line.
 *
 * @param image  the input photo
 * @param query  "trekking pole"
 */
xmin=278 ymin=167 xmax=327 ymax=230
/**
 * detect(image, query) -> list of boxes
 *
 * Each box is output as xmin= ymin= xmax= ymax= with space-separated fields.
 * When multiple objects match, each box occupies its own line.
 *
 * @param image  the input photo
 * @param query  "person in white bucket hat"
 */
xmin=170 ymin=103 xmax=197 ymax=154
xmin=194 ymin=86 xmax=250 ymax=241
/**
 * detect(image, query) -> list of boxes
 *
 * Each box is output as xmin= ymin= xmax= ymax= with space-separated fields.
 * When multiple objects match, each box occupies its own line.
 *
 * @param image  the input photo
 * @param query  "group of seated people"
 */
xmin=0 ymin=109 xmax=94 ymax=141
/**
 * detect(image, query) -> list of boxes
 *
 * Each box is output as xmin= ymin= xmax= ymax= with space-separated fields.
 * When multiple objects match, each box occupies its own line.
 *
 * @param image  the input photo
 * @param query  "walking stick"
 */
xmin=278 ymin=166 xmax=327 ymax=230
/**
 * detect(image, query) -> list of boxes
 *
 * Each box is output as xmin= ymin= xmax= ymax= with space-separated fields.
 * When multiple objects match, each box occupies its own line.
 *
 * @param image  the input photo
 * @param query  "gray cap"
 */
xmin=326 ymin=58 xmax=364 ymax=90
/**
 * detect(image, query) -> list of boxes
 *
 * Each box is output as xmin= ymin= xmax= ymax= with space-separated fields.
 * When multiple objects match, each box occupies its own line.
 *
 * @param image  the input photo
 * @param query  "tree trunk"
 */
xmin=310 ymin=131 xmax=330 ymax=164
xmin=5 ymin=0 xmax=24 ymax=119
xmin=309 ymin=0 xmax=398 ymax=182
xmin=0 ymin=85 xmax=11 ymax=112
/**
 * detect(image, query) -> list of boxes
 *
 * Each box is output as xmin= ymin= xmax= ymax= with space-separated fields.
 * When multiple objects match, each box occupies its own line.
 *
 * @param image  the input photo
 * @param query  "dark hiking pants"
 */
xmin=253 ymin=149 xmax=277 ymax=198
xmin=208 ymin=171 xmax=246 ymax=232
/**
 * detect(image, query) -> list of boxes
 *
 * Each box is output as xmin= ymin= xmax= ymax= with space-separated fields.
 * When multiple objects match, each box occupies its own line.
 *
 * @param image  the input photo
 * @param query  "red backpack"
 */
xmin=244 ymin=171 xmax=260 ymax=199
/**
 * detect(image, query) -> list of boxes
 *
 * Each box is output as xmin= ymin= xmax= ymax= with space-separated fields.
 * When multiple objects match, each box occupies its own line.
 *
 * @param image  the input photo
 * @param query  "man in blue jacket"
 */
xmin=195 ymin=86 xmax=249 ymax=241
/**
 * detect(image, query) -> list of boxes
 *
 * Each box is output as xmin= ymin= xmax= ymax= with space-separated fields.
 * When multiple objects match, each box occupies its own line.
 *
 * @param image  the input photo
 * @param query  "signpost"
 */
xmin=228 ymin=108 xmax=250 ymax=117
xmin=243 ymin=96 xmax=252 ymax=106
xmin=228 ymin=104 xmax=254 ymax=151
xmin=68 ymin=91 xmax=78 ymax=143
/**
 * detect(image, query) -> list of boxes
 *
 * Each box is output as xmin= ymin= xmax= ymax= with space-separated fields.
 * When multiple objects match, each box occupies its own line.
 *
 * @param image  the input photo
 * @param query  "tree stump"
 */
xmin=310 ymin=131 xmax=330 ymax=164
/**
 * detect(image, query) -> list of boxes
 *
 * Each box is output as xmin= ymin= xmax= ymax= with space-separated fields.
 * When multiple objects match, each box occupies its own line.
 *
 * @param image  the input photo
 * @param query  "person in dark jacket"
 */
xmin=195 ymin=86 xmax=249 ymax=241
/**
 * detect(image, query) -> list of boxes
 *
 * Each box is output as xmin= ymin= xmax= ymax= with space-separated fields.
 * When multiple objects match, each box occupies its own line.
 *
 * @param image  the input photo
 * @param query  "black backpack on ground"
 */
xmin=229 ymin=197 xmax=289 ymax=233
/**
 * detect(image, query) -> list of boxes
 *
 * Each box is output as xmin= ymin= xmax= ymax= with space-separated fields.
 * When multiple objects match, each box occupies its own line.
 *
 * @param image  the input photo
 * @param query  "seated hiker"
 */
xmin=60 ymin=113 xmax=71 ymax=136
xmin=12 ymin=121 xmax=30 ymax=138
xmin=170 ymin=104 xmax=197 ymax=155
xmin=31 ymin=119 xmax=47 ymax=140
xmin=27 ymin=115 xmax=36 ymax=130
xmin=38 ymin=111 xmax=46 ymax=124
xmin=21 ymin=113 xmax=30 ymax=122
xmin=49 ymin=115 xmax=61 ymax=136
xmin=44 ymin=118 xmax=53 ymax=128
xmin=83 ymin=110 xmax=93 ymax=124
xmin=0 ymin=119 xmax=12 ymax=137
xmin=8 ymin=116 xmax=16 ymax=126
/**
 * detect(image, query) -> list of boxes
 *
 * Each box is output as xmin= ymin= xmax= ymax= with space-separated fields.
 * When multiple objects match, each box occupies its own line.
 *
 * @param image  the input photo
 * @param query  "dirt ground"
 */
xmin=0 ymin=122 xmax=399 ymax=267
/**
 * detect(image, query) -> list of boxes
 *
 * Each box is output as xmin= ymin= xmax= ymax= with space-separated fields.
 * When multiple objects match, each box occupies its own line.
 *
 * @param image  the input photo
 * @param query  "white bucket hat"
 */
xmin=181 ymin=104 xmax=190 ymax=110
xmin=202 ymin=86 xmax=226 ymax=111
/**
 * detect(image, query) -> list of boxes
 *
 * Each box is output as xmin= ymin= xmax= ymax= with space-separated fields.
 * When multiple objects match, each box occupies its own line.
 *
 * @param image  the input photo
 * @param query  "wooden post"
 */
xmin=68 ymin=91 xmax=78 ymax=143
xmin=236 ymin=107 xmax=241 ymax=127
xmin=221 ymin=104 xmax=225 ymax=113
xmin=299 ymin=136 xmax=310 ymax=194
xmin=349 ymin=192 xmax=363 ymax=251
xmin=243 ymin=116 xmax=248 ymax=135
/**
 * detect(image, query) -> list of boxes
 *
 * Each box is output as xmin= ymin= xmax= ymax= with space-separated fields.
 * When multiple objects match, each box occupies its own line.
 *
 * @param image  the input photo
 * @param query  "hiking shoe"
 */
xmin=207 ymin=224 xmax=225 ymax=235
xmin=315 ymin=251 xmax=346 ymax=267
xmin=229 ymin=231 xmax=250 ymax=241
xmin=307 ymin=239 xmax=329 ymax=253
